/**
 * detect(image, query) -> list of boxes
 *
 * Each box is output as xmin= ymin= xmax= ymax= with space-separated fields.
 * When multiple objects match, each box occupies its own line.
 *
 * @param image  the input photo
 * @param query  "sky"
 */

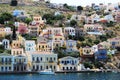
xmin=50 ymin=0 xmax=120 ymax=6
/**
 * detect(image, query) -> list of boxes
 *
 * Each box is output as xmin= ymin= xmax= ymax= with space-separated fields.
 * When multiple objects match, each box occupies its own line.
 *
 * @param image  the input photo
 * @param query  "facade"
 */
xmin=59 ymin=56 xmax=79 ymax=71
xmin=84 ymin=24 xmax=103 ymax=32
xmin=66 ymin=40 xmax=77 ymax=52
xmin=64 ymin=27 xmax=75 ymax=37
xmin=4 ymin=27 xmax=12 ymax=35
xmin=12 ymin=40 xmax=23 ymax=48
xmin=0 ymin=27 xmax=6 ymax=38
xmin=29 ymin=24 xmax=40 ymax=36
xmin=52 ymin=34 xmax=65 ymax=50
xmin=95 ymin=47 xmax=107 ymax=60
xmin=11 ymin=48 xmax=24 ymax=56
xmin=115 ymin=11 xmax=120 ymax=23
xmin=25 ymin=40 xmax=36 ymax=52
xmin=2 ymin=39 xmax=10 ymax=49
xmin=33 ymin=15 xmax=44 ymax=24
xmin=36 ymin=41 xmax=50 ymax=52
xmin=81 ymin=46 xmax=94 ymax=57
xmin=30 ymin=52 xmax=57 ymax=71
xmin=14 ymin=55 xmax=28 ymax=72
xmin=75 ymin=27 xmax=86 ymax=38
xmin=0 ymin=53 xmax=14 ymax=72
xmin=107 ymin=37 xmax=120 ymax=48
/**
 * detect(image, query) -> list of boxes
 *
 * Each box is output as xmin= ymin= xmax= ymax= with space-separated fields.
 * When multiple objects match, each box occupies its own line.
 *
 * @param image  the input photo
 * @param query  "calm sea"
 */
xmin=0 ymin=72 xmax=119 ymax=80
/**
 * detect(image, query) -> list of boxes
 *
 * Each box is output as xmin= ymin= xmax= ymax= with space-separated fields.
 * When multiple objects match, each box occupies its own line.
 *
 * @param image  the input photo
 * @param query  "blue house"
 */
xmin=95 ymin=48 xmax=107 ymax=60
xmin=13 ymin=10 xmax=25 ymax=17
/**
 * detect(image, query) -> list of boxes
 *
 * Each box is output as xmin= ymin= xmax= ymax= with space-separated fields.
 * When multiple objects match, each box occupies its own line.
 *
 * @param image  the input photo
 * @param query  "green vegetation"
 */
xmin=0 ymin=12 xmax=13 ymax=24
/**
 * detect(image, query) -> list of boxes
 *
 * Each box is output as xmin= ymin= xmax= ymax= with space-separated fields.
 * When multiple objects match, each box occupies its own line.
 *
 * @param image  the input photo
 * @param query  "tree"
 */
xmin=94 ymin=39 xmax=100 ymax=44
xmin=24 ymin=18 xmax=32 ymax=25
xmin=77 ymin=6 xmax=83 ymax=14
xmin=0 ymin=12 xmax=13 ymax=24
xmin=83 ymin=62 xmax=93 ymax=69
xmin=99 ymin=35 xmax=107 ymax=41
xmin=12 ymin=26 xmax=17 ymax=40
xmin=70 ymin=20 xmax=77 ymax=26
xmin=10 ymin=0 xmax=18 ymax=6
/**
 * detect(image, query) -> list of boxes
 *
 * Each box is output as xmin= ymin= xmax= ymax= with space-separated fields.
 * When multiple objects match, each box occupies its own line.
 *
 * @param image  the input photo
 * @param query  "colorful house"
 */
xmin=30 ymin=52 xmax=57 ymax=71
xmin=64 ymin=27 xmax=75 ymax=37
xmin=0 ymin=53 xmax=14 ymax=72
xmin=66 ymin=40 xmax=78 ymax=52
xmin=2 ymin=39 xmax=10 ymax=49
xmin=95 ymin=46 xmax=107 ymax=60
xmin=58 ymin=56 xmax=79 ymax=71
xmin=25 ymin=40 xmax=36 ymax=52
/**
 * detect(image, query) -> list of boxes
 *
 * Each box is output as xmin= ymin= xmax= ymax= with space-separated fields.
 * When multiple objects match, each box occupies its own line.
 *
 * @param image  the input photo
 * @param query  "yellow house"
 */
xmin=12 ymin=40 xmax=23 ymax=48
xmin=0 ymin=27 xmax=6 ymax=38
xmin=11 ymin=48 xmax=24 ymax=56
xmin=52 ymin=34 xmax=65 ymax=49
xmin=37 ymin=41 xmax=50 ymax=52
xmin=29 ymin=51 xmax=57 ymax=71
xmin=33 ymin=15 xmax=44 ymax=24
xmin=79 ymin=47 xmax=83 ymax=56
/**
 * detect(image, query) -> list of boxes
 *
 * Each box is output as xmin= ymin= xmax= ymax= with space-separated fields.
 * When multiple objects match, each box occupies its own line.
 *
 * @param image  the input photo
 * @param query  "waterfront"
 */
xmin=0 ymin=72 xmax=120 ymax=80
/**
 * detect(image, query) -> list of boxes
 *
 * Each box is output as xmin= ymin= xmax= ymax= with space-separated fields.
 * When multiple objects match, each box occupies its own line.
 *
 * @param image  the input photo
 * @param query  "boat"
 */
xmin=38 ymin=69 xmax=55 ymax=75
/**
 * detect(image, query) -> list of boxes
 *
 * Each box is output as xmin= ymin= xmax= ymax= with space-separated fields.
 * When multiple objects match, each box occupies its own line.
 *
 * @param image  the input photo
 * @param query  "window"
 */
xmin=32 ymin=57 xmax=34 ymax=61
xmin=41 ymin=57 xmax=42 ymax=61
xmin=9 ymin=67 xmax=11 ymax=70
xmin=46 ymin=66 xmax=48 ymax=69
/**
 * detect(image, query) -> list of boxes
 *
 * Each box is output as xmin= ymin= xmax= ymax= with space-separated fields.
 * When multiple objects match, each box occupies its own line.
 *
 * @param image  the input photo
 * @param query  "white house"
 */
xmin=2 ymin=39 xmax=10 ymax=49
xmin=0 ymin=53 xmax=14 ymax=72
xmin=59 ymin=56 xmax=79 ymax=71
xmin=104 ymin=14 xmax=114 ymax=22
xmin=66 ymin=40 xmax=78 ymax=52
xmin=25 ymin=40 xmax=36 ymax=52
xmin=4 ymin=27 xmax=12 ymax=35
xmin=64 ymin=27 xmax=75 ymax=36
xmin=30 ymin=52 xmax=57 ymax=71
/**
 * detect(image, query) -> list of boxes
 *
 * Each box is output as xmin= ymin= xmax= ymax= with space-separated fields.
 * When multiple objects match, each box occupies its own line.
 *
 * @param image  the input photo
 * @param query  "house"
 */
xmin=36 ymin=40 xmax=50 ymax=52
xmin=12 ymin=40 xmax=23 ymax=48
xmin=64 ymin=27 xmax=75 ymax=37
xmin=75 ymin=27 xmax=86 ymax=38
xmin=4 ymin=27 xmax=12 ymax=35
xmin=91 ymin=13 xmax=100 ymax=23
xmin=0 ymin=53 xmax=14 ymax=72
xmin=14 ymin=55 xmax=28 ymax=72
xmin=33 ymin=15 xmax=44 ymax=25
xmin=115 ymin=11 xmax=120 ymax=23
xmin=54 ymin=11 xmax=62 ymax=16
xmin=70 ymin=15 xmax=86 ymax=22
xmin=66 ymin=40 xmax=77 ymax=52
xmin=2 ymin=39 xmax=10 ymax=49
xmin=81 ymin=46 xmax=94 ymax=58
xmin=42 ymin=27 xmax=63 ymax=38
xmin=52 ymin=34 xmax=65 ymax=50
xmin=52 ymin=27 xmax=63 ymax=36
xmin=30 ymin=52 xmax=57 ymax=71
xmin=25 ymin=40 xmax=36 ymax=52
xmin=11 ymin=48 xmax=24 ymax=56
xmin=0 ymin=27 xmax=6 ymax=38
xmin=107 ymin=37 xmax=120 ymax=48
xmin=94 ymin=46 xmax=107 ymax=60
xmin=28 ymin=24 xmax=40 ymax=36
xmin=84 ymin=24 xmax=103 ymax=32
xmin=13 ymin=10 xmax=25 ymax=17
xmin=104 ymin=14 xmax=114 ymax=22
xmin=18 ymin=23 xmax=28 ymax=34
xmin=58 ymin=56 xmax=79 ymax=71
